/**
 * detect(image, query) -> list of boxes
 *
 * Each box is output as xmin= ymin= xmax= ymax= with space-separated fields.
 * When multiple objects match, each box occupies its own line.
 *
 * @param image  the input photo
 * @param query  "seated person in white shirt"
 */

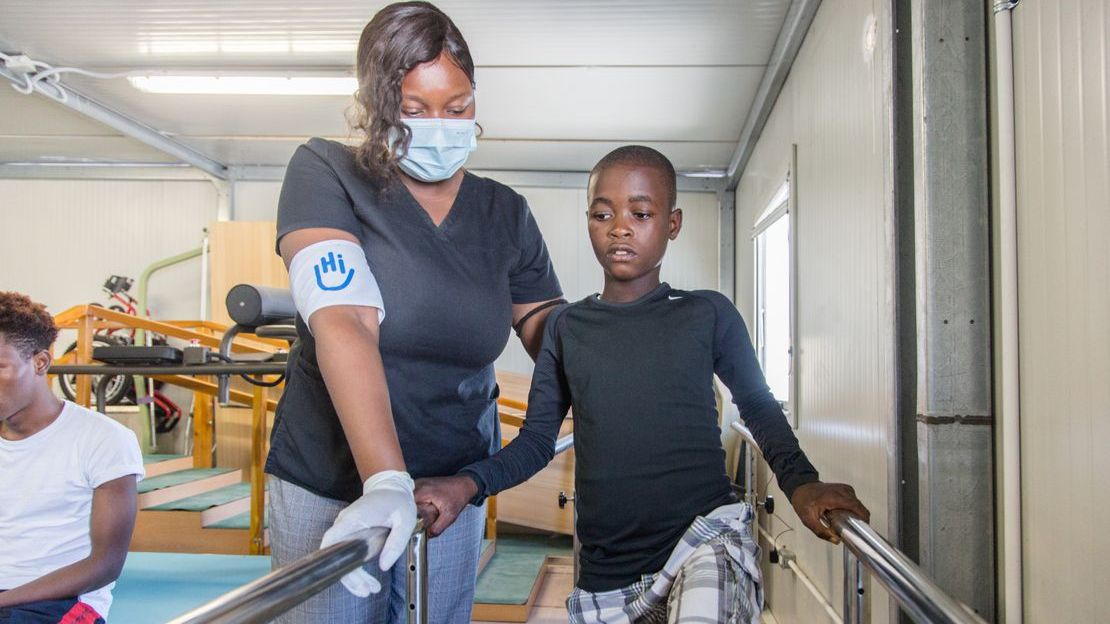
xmin=0 ymin=291 xmax=144 ymax=624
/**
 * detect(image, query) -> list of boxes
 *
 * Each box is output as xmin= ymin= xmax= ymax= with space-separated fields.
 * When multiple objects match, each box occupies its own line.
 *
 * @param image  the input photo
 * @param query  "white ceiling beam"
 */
xmin=0 ymin=64 xmax=229 ymax=180
xmin=0 ymin=162 xmax=211 ymax=180
xmin=725 ymin=0 xmax=822 ymax=191
xmin=0 ymin=162 xmax=726 ymax=193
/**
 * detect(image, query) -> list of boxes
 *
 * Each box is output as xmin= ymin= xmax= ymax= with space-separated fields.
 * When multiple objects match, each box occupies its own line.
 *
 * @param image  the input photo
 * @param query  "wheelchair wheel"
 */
xmin=58 ymin=336 xmax=133 ymax=406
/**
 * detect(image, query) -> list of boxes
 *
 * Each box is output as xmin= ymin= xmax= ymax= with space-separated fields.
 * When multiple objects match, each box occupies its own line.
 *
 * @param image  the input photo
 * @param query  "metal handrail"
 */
xmin=554 ymin=433 xmax=574 ymax=455
xmin=167 ymin=524 xmax=427 ymax=624
xmin=827 ymin=510 xmax=986 ymax=624
xmin=728 ymin=421 xmax=986 ymax=624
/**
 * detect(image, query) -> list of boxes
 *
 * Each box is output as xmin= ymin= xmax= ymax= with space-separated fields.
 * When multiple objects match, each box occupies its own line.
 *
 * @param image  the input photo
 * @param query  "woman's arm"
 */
xmin=512 ymin=298 xmax=564 ymax=361
xmin=279 ymin=227 xmax=404 ymax=477
xmin=0 ymin=475 xmax=137 ymax=609
xmin=280 ymin=227 xmax=413 ymax=596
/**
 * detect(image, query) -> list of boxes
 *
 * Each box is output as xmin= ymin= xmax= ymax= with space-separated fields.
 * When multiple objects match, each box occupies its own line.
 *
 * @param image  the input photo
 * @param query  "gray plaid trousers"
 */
xmin=567 ymin=502 xmax=763 ymax=624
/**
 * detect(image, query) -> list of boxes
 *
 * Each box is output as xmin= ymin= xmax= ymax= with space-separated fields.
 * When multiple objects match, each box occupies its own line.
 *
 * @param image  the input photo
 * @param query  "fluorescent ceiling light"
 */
xmin=128 ymin=75 xmax=356 ymax=95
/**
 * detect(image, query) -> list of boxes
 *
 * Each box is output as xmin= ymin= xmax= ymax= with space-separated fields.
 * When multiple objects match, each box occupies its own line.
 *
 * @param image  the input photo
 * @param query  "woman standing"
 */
xmin=266 ymin=3 xmax=563 ymax=622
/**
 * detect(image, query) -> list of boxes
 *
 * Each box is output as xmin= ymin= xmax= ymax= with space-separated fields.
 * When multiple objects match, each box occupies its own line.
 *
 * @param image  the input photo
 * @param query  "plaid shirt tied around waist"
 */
xmin=567 ymin=502 xmax=764 ymax=624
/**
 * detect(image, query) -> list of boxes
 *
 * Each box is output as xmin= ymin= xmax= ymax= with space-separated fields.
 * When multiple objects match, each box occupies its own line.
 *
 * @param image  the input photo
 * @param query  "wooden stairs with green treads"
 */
xmin=131 ymin=455 xmax=267 ymax=555
xmin=472 ymin=533 xmax=573 ymax=623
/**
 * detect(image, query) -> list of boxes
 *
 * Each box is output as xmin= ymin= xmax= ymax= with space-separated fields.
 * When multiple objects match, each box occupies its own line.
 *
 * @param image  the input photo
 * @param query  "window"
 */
xmin=753 ymin=177 xmax=796 ymax=426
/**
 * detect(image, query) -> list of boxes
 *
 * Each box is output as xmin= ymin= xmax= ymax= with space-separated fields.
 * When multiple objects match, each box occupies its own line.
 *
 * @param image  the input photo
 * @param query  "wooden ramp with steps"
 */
xmin=142 ymin=454 xmax=193 ymax=478
xmin=132 ymin=456 xmax=266 ymax=554
xmin=472 ymin=533 xmax=572 ymax=622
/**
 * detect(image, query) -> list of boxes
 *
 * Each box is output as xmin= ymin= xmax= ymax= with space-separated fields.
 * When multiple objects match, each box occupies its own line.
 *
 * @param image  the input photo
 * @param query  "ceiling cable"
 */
xmin=0 ymin=51 xmax=126 ymax=102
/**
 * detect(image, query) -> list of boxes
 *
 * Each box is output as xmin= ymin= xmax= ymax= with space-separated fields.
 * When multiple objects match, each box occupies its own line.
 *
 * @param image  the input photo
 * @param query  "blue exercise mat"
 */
xmin=111 ymin=552 xmax=272 ymax=623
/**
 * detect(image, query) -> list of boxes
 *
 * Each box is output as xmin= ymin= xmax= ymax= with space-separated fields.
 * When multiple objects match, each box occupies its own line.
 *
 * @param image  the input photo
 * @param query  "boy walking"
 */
xmin=415 ymin=147 xmax=869 ymax=623
xmin=0 ymin=292 xmax=144 ymax=623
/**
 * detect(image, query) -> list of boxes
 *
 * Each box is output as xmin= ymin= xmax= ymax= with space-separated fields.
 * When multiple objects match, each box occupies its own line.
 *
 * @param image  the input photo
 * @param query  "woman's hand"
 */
xmin=413 ymin=475 xmax=479 ymax=537
xmin=789 ymin=481 xmax=871 ymax=544
xmin=320 ymin=470 xmax=417 ymax=597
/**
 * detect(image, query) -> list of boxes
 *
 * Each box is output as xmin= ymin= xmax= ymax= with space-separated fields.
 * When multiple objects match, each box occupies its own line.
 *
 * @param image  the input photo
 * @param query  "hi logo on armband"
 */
xmin=314 ymin=251 xmax=356 ymax=291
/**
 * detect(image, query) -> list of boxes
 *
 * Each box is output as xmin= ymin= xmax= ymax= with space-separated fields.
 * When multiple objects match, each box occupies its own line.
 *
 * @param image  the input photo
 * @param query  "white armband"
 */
xmin=289 ymin=239 xmax=384 ymax=333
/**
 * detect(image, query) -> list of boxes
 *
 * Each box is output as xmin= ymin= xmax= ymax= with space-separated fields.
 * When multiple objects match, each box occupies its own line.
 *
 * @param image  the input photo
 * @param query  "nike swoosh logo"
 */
xmin=668 ymin=296 xmax=683 ymax=301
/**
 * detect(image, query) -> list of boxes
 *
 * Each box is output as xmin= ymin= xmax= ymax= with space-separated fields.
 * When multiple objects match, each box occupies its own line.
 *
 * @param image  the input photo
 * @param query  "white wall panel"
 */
xmin=0 ymin=179 xmax=216 ymax=348
xmin=233 ymin=180 xmax=283 ymax=221
xmin=227 ymin=177 xmax=720 ymax=375
xmin=734 ymin=1 xmax=895 ymax=622
xmin=1012 ymin=2 xmax=1110 ymax=622
xmin=496 ymin=187 xmax=720 ymax=374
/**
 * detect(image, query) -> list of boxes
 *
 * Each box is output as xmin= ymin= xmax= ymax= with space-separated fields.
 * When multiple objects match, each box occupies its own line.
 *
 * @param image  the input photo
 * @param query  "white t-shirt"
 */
xmin=0 ymin=401 xmax=144 ymax=620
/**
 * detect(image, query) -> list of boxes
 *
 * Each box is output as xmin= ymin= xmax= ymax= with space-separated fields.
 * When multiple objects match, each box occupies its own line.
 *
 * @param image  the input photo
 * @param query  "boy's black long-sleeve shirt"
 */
xmin=459 ymin=283 xmax=819 ymax=592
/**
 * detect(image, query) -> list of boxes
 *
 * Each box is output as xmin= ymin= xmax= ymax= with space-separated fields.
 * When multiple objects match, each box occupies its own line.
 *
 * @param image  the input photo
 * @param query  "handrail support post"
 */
xmin=854 ymin=556 xmax=866 ymax=623
xmin=407 ymin=526 xmax=428 ymax=624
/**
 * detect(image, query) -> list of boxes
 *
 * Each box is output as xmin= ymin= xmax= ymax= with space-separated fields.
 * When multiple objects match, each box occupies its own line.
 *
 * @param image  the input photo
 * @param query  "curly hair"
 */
xmin=350 ymin=1 xmax=476 ymax=184
xmin=0 ymin=292 xmax=58 ymax=358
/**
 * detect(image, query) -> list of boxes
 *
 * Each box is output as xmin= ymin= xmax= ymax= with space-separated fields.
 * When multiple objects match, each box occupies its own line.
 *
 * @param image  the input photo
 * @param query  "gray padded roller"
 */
xmin=226 ymin=284 xmax=296 ymax=328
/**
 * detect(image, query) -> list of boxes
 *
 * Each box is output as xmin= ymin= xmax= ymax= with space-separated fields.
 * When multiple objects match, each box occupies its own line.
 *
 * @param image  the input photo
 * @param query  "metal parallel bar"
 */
xmin=554 ymin=433 xmax=574 ymax=455
xmin=167 ymin=531 xmax=380 ymax=624
xmin=49 ymin=363 xmax=287 ymax=376
xmin=730 ymin=420 xmax=759 ymax=452
xmin=168 ymin=524 xmax=428 ymax=624
xmin=728 ymin=421 xmax=985 ymax=624
xmin=827 ymin=511 xmax=986 ymax=624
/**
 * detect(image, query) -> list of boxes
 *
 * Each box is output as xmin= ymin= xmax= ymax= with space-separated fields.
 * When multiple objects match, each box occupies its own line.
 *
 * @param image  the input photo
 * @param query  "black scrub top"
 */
xmin=266 ymin=138 xmax=562 ymax=502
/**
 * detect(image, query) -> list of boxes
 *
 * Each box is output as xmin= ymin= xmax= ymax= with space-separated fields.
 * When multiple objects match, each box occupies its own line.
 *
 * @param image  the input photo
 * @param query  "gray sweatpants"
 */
xmin=269 ymin=476 xmax=485 ymax=624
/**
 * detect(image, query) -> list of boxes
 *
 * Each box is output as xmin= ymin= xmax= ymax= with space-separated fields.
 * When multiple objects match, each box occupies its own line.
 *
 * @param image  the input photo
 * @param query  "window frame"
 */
xmin=752 ymin=159 xmax=799 ymax=428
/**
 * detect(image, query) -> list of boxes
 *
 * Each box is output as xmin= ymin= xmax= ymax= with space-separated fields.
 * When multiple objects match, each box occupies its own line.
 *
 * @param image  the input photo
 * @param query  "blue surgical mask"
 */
xmin=396 ymin=118 xmax=477 ymax=182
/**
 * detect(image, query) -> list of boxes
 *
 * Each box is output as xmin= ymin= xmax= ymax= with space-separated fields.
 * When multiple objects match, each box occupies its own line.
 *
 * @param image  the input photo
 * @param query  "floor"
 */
xmin=112 ymin=550 xmax=779 ymax=623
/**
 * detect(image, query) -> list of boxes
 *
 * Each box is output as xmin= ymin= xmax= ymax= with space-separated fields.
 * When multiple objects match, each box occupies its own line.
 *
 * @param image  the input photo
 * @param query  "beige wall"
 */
xmin=734 ymin=1 xmax=895 ymax=622
xmin=496 ymin=186 xmax=721 ymax=374
xmin=232 ymin=178 xmax=721 ymax=375
xmin=1011 ymin=2 xmax=1110 ymax=622
xmin=0 ymin=178 xmax=216 ymax=337
xmin=0 ymin=175 xmax=719 ymax=374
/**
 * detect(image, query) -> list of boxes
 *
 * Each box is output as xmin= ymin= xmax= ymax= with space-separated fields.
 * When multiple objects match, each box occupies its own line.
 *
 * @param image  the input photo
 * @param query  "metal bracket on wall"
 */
xmin=993 ymin=1 xmax=1019 ymax=13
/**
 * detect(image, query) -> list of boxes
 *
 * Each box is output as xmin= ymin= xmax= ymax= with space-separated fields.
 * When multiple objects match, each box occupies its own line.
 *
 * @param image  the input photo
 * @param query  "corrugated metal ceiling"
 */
xmin=0 ymin=1 xmax=791 ymax=172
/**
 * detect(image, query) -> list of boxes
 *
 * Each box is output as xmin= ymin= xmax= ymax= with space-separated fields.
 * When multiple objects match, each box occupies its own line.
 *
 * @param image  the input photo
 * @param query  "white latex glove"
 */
xmin=319 ymin=470 xmax=417 ymax=597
